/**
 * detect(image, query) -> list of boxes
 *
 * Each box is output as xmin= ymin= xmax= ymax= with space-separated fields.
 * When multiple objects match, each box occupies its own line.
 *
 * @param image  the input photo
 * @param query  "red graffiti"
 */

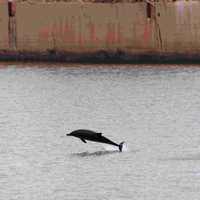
xmin=39 ymin=26 xmax=50 ymax=39
xmin=64 ymin=20 xmax=75 ymax=43
xmin=88 ymin=22 xmax=97 ymax=44
xmin=106 ymin=22 xmax=116 ymax=44
xmin=143 ymin=21 xmax=152 ymax=45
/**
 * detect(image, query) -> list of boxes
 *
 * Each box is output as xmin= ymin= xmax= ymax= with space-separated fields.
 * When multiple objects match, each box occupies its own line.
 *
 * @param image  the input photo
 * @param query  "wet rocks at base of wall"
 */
xmin=0 ymin=49 xmax=200 ymax=64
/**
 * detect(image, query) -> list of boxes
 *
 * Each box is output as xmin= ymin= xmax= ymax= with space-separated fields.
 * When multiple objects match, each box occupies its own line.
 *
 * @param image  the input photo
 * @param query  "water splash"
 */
xmin=122 ymin=143 xmax=128 ymax=152
xmin=102 ymin=142 xmax=128 ymax=152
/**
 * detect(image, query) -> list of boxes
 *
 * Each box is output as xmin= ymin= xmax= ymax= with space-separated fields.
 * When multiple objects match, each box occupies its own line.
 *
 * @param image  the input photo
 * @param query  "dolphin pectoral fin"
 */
xmin=80 ymin=138 xmax=87 ymax=143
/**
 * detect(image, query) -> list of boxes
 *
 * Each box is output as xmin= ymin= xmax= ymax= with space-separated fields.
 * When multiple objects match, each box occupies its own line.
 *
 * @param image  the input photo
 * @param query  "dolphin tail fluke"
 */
xmin=119 ymin=142 xmax=125 ymax=152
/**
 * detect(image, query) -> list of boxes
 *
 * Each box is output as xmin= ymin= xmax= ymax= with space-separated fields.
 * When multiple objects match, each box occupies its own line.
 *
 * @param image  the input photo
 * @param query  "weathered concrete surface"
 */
xmin=157 ymin=1 xmax=200 ymax=53
xmin=1 ymin=2 xmax=200 ymax=62
xmin=15 ymin=1 xmax=200 ymax=54
xmin=16 ymin=3 xmax=156 ymax=51
xmin=0 ymin=2 xmax=9 ymax=49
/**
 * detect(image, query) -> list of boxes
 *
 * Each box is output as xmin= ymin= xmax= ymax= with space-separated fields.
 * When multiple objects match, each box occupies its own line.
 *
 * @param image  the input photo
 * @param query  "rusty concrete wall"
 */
xmin=1 ymin=1 xmax=200 ymax=55
xmin=16 ymin=3 xmax=157 ymax=52
xmin=157 ymin=1 xmax=200 ymax=53
xmin=0 ymin=2 xmax=9 ymax=49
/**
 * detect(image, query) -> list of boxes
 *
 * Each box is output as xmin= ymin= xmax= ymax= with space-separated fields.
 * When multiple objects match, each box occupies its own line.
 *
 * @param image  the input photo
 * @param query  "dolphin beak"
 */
xmin=66 ymin=133 xmax=71 ymax=136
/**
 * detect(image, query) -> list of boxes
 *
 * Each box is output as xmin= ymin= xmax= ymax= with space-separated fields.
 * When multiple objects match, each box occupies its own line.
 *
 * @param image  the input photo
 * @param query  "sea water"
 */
xmin=0 ymin=63 xmax=200 ymax=200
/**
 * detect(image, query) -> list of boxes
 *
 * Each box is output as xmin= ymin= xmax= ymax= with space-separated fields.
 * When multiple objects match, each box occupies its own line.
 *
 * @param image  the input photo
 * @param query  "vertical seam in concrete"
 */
xmin=8 ymin=0 xmax=17 ymax=50
xmin=154 ymin=3 xmax=163 ymax=50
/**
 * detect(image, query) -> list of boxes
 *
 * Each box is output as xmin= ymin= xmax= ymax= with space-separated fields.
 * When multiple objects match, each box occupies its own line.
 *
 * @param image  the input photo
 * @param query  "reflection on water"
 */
xmin=71 ymin=150 xmax=119 ymax=157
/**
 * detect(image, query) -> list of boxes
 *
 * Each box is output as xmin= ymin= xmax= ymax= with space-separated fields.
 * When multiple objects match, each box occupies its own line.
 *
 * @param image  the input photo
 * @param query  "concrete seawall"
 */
xmin=0 ymin=2 xmax=9 ymax=49
xmin=0 ymin=1 xmax=200 ymax=63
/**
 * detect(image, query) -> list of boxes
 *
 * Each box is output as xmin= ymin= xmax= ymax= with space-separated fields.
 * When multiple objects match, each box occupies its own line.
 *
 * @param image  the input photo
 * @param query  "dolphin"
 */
xmin=67 ymin=129 xmax=124 ymax=152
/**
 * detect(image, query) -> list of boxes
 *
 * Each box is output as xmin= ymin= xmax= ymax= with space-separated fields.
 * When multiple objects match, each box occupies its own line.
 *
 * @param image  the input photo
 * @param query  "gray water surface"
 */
xmin=0 ymin=63 xmax=200 ymax=200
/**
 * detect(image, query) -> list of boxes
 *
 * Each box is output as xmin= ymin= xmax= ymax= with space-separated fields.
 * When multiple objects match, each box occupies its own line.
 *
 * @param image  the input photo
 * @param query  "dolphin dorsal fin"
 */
xmin=97 ymin=133 xmax=102 ymax=137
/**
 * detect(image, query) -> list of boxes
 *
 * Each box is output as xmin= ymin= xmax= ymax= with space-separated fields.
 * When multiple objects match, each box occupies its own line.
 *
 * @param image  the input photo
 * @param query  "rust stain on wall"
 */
xmin=39 ymin=26 xmax=50 ymax=39
xmin=106 ymin=22 xmax=116 ymax=45
xmin=87 ymin=21 xmax=97 ymax=44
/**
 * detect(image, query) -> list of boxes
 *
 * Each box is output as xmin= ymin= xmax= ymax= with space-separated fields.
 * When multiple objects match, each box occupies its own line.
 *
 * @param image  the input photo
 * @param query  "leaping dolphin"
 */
xmin=67 ymin=129 xmax=124 ymax=152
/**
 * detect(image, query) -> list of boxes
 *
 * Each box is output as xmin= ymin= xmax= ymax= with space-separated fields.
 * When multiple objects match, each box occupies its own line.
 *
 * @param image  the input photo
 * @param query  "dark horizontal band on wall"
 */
xmin=0 ymin=50 xmax=200 ymax=64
